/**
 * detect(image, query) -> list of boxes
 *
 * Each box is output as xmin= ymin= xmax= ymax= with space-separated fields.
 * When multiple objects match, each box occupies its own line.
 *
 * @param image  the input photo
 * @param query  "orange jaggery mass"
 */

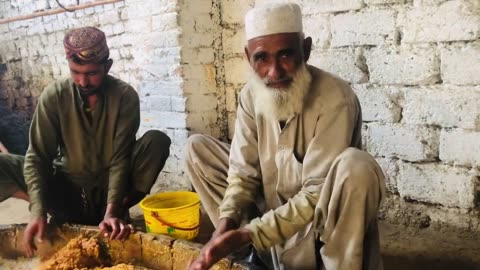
xmin=38 ymin=235 xmax=109 ymax=270
xmin=94 ymin=264 xmax=135 ymax=270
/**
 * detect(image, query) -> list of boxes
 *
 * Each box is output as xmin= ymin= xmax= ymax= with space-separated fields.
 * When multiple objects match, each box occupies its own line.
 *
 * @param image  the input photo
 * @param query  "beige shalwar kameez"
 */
xmin=185 ymin=66 xmax=386 ymax=270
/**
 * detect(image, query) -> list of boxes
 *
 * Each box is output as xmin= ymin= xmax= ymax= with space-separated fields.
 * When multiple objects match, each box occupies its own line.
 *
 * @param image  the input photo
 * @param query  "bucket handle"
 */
xmin=151 ymin=211 xmax=199 ymax=231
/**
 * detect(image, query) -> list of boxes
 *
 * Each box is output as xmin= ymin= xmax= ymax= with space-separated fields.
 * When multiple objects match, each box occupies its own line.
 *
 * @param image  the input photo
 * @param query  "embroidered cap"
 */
xmin=64 ymin=26 xmax=109 ymax=63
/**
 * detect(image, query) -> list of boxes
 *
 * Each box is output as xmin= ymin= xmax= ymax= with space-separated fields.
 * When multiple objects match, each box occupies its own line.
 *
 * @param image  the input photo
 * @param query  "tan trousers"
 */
xmin=184 ymin=134 xmax=385 ymax=270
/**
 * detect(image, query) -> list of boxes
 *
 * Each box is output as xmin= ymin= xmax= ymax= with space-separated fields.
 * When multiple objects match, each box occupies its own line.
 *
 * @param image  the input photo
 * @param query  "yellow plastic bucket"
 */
xmin=139 ymin=191 xmax=201 ymax=240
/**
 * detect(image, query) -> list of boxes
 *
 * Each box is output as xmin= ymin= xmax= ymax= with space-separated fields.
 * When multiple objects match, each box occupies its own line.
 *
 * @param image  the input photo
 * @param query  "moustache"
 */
xmin=263 ymin=76 xmax=293 ymax=87
xmin=79 ymin=86 xmax=94 ymax=91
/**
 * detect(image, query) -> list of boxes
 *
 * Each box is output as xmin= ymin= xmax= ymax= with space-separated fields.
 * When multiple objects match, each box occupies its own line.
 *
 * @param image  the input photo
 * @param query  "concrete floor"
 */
xmin=191 ymin=210 xmax=480 ymax=270
xmin=135 ymin=206 xmax=480 ymax=270
xmin=381 ymin=221 xmax=480 ymax=270
xmin=2 ymin=198 xmax=480 ymax=269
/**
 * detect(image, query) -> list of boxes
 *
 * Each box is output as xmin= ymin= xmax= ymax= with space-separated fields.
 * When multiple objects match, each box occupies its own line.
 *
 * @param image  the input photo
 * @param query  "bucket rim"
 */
xmin=139 ymin=191 xmax=200 ymax=212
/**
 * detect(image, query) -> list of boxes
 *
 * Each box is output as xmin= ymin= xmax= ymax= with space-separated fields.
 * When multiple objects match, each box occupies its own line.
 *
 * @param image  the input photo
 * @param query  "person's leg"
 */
xmin=314 ymin=147 xmax=386 ymax=270
xmin=128 ymin=130 xmax=171 ymax=208
xmin=0 ymin=153 xmax=29 ymax=202
xmin=12 ymin=189 xmax=29 ymax=201
xmin=185 ymin=134 xmax=272 ymax=268
xmin=184 ymin=134 xmax=231 ymax=228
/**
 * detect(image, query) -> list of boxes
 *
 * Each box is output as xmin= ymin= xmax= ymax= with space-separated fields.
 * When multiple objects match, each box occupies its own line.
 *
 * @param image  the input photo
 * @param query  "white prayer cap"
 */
xmin=245 ymin=3 xmax=303 ymax=41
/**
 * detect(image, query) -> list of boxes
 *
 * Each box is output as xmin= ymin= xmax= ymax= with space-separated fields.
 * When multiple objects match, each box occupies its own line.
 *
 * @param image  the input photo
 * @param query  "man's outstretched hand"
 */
xmin=23 ymin=216 xmax=47 ymax=257
xmin=189 ymin=227 xmax=252 ymax=270
xmin=99 ymin=203 xmax=134 ymax=240
xmin=99 ymin=216 xmax=134 ymax=240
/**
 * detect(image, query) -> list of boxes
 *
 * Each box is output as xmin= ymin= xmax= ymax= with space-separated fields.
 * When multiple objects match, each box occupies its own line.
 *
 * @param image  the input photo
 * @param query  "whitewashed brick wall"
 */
xmin=221 ymin=0 xmax=254 ymax=139
xmin=223 ymin=0 xmax=480 ymax=230
xmin=0 ymin=0 xmax=194 ymax=190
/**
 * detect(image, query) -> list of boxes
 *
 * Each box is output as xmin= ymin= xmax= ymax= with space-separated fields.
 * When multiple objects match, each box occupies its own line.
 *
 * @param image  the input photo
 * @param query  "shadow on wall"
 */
xmin=0 ymin=63 xmax=34 ymax=155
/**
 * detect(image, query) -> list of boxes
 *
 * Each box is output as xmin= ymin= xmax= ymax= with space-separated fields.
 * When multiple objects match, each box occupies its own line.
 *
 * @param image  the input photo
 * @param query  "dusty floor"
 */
xmin=1 ymin=198 xmax=479 ymax=270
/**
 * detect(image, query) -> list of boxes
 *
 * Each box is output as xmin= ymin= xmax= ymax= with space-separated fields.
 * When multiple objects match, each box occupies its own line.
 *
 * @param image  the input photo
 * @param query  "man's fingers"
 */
xmin=118 ymin=224 xmax=135 ymax=240
xmin=99 ymin=219 xmax=134 ymax=241
xmin=23 ymin=231 xmax=36 ymax=257
xmin=99 ymin=222 xmax=107 ymax=232
xmin=189 ymin=261 xmax=203 ymax=270
xmin=121 ymin=223 xmax=134 ymax=240
xmin=24 ymin=239 xmax=32 ymax=257
xmin=99 ymin=222 xmax=109 ymax=237
xmin=25 ymin=246 xmax=33 ymax=257
xmin=109 ymin=220 xmax=120 ymax=240
xmin=189 ymin=254 xmax=209 ymax=270
xmin=116 ymin=223 xmax=128 ymax=240
xmin=37 ymin=223 xmax=45 ymax=242
xmin=127 ymin=224 xmax=135 ymax=233
xmin=203 ymin=245 xmax=216 ymax=265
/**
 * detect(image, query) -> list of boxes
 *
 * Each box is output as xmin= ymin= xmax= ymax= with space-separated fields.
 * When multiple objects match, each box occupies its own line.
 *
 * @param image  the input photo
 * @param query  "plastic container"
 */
xmin=139 ymin=191 xmax=201 ymax=240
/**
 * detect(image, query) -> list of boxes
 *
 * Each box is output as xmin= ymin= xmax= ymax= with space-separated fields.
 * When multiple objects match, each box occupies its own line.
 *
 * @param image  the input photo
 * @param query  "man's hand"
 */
xmin=0 ymin=142 xmax=9 ymax=153
xmin=23 ymin=216 xmax=47 ymax=257
xmin=99 ymin=216 xmax=134 ymax=240
xmin=99 ymin=203 xmax=133 ymax=240
xmin=189 ymin=227 xmax=252 ymax=270
xmin=211 ymin=217 xmax=238 ymax=239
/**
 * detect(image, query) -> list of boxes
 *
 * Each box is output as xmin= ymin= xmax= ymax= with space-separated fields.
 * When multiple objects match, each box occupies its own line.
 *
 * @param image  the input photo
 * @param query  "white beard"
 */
xmin=250 ymin=64 xmax=312 ymax=121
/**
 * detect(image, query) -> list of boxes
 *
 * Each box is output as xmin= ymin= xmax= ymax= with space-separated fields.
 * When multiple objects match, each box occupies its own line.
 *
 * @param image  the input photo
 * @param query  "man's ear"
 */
xmin=303 ymin=37 xmax=312 ymax=62
xmin=244 ymin=46 xmax=251 ymax=61
xmin=104 ymin=59 xmax=113 ymax=73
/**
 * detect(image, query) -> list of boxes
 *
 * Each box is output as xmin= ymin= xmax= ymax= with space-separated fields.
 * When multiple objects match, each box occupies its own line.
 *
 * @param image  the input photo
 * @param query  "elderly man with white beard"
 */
xmin=185 ymin=3 xmax=386 ymax=270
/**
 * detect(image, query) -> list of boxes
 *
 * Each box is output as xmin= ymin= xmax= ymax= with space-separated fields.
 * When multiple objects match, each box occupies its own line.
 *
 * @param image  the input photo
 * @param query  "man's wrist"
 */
xmin=104 ymin=203 xmax=121 ymax=218
xmin=218 ymin=217 xmax=238 ymax=231
xmin=212 ymin=217 xmax=238 ymax=239
xmin=29 ymin=213 xmax=47 ymax=221
xmin=238 ymin=227 xmax=252 ymax=246
xmin=29 ymin=204 xmax=47 ymax=220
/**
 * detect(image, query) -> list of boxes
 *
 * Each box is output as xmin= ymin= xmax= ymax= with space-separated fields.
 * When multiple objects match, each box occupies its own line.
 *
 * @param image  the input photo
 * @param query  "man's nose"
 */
xmin=78 ymin=75 xmax=89 ymax=87
xmin=267 ymin=60 xmax=285 ymax=81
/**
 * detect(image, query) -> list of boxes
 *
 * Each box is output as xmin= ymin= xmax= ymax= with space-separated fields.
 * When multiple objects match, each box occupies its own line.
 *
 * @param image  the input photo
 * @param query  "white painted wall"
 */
xmin=221 ymin=0 xmax=480 ymax=230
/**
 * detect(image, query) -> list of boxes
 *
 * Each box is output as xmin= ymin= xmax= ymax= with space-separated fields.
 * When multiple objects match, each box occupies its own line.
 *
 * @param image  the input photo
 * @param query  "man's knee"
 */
xmin=142 ymin=130 xmax=171 ymax=148
xmin=335 ymin=147 xmax=384 ymax=191
xmin=138 ymin=130 xmax=171 ymax=160
xmin=184 ymin=134 xmax=212 ymax=162
xmin=0 ymin=153 xmax=19 ymax=166
xmin=0 ymin=153 xmax=9 ymax=166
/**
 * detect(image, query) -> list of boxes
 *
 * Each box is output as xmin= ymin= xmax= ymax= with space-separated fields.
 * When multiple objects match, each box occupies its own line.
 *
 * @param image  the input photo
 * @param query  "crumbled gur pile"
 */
xmin=38 ymin=235 xmax=109 ymax=270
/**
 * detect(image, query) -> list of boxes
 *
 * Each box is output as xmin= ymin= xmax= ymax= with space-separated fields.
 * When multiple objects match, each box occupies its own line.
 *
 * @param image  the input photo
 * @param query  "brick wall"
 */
xmin=223 ymin=0 xmax=480 ymax=231
xmin=0 ymin=0 xmax=194 ymax=190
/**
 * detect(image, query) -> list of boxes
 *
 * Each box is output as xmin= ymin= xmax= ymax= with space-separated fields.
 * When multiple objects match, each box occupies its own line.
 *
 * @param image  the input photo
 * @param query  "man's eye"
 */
xmin=254 ymin=54 xmax=266 ymax=62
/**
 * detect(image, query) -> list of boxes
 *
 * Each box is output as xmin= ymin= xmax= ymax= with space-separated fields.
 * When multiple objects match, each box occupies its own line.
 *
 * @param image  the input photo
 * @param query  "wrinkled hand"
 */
xmin=189 ymin=228 xmax=252 ymax=270
xmin=99 ymin=216 xmax=134 ymax=241
xmin=23 ymin=216 xmax=47 ymax=257
xmin=211 ymin=217 xmax=238 ymax=239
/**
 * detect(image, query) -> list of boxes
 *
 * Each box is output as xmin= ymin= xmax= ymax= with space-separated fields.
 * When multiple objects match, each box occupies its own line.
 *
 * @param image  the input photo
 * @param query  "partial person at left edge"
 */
xmin=0 ymin=141 xmax=8 ymax=154
xmin=0 ymin=26 xmax=171 ymax=257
